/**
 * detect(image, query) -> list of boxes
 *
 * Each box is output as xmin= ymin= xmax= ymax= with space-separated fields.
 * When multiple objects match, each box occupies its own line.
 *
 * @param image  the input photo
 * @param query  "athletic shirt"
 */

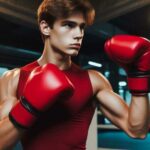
xmin=17 ymin=61 xmax=95 ymax=150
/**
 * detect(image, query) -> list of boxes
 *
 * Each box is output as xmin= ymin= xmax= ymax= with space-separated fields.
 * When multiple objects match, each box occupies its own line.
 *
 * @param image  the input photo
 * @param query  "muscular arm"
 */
xmin=0 ymin=69 xmax=24 ymax=150
xmin=89 ymin=70 xmax=149 ymax=138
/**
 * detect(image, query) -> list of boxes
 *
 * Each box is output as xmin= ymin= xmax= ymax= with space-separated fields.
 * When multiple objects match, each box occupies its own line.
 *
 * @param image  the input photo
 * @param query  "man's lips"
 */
xmin=69 ymin=43 xmax=81 ymax=49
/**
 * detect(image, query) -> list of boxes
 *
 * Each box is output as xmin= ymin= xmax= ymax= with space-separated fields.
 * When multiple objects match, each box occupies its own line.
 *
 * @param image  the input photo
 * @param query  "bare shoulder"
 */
xmin=0 ymin=68 xmax=20 ymax=101
xmin=0 ymin=68 xmax=20 ymax=119
xmin=88 ymin=69 xmax=112 ymax=95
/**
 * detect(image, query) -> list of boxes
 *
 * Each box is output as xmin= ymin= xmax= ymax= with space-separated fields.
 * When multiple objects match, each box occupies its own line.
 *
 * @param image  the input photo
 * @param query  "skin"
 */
xmin=0 ymin=12 xmax=149 ymax=150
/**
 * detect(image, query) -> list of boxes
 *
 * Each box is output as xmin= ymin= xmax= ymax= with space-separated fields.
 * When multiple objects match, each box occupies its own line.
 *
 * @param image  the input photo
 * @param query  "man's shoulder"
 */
xmin=88 ymin=69 xmax=105 ymax=81
xmin=1 ymin=68 xmax=20 ymax=86
xmin=0 ymin=60 xmax=38 ymax=84
xmin=0 ymin=61 xmax=39 ymax=85
xmin=1 ymin=68 xmax=20 ymax=80
xmin=87 ymin=69 xmax=112 ymax=93
xmin=0 ymin=68 xmax=20 ymax=101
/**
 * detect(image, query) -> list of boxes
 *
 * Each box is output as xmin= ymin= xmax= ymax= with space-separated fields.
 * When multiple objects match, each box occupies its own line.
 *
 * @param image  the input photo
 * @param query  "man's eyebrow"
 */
xmin=61 ymin=20 xmax=86 ymax=26
xmin=61 ymin=20 xmax=76 ymax=24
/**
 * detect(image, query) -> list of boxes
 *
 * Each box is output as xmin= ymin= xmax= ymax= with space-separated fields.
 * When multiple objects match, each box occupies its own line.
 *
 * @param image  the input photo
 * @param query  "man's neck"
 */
xmin=37 ymin=48 xmax=72 ymax=71
xmin=37 ymin=56 xmax=72 ymax=70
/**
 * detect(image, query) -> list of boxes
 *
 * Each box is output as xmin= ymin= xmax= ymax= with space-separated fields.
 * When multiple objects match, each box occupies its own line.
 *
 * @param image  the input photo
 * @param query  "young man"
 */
xmin=0 ymin=0 xmax=150 ymax=150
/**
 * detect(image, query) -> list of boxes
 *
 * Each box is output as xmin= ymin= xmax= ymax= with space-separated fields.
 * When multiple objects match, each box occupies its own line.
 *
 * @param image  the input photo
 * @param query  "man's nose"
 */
xmin=73 ymin=27 xmax=84 ymax=40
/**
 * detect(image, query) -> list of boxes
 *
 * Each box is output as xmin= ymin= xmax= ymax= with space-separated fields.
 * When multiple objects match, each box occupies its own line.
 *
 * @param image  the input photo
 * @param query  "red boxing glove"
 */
xmin=104 ymin=34 xmax=150 ymax=95
xmin=9 ymin=64 xmax=74 ymax=129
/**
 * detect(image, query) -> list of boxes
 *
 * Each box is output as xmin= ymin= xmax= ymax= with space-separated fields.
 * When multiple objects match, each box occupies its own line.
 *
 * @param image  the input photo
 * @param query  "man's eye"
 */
xmin=64 ymin=23 xmax=75 ymax=28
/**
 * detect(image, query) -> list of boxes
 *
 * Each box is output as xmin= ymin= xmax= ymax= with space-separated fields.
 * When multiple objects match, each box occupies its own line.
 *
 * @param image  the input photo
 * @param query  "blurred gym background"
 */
xmin=0 ymin=0 xmax=150 ymax=150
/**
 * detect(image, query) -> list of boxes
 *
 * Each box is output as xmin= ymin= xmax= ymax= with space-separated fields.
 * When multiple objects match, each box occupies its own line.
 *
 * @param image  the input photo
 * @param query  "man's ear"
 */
xmin=39 ymin=20 xmax=51 ymax=36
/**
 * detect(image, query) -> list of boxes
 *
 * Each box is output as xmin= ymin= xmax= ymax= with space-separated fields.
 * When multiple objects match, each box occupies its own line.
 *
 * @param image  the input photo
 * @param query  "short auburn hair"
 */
xmin=37 ymin=0 xmax=95 ymax=27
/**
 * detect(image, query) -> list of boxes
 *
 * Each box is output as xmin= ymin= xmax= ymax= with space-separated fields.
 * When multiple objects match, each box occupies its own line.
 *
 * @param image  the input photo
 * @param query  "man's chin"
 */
xmin=65 ymin=48 xmax=80 ymax=56
xmin=70 ymin=51 xmax=79 ymax=56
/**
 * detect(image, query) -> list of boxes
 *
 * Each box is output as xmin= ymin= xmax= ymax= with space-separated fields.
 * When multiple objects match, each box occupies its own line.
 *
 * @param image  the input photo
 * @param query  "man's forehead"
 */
xmin=58 ymin=13 xmax=86 ymax=24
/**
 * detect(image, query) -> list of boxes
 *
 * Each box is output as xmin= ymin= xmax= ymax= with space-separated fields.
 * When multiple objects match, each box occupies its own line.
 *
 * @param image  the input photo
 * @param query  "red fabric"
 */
xmin=17 ymin=61 xmax=95 ymax=150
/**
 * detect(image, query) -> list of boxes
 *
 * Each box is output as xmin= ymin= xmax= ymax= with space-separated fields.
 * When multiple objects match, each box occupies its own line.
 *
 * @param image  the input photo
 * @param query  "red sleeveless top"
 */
xmin=17 ymin=61 xmax=95 ymax=150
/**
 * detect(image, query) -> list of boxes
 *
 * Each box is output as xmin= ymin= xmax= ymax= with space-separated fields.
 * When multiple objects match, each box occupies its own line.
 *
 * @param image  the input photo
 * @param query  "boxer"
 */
xmin=0 ymin=0 xmax=149 ymax=150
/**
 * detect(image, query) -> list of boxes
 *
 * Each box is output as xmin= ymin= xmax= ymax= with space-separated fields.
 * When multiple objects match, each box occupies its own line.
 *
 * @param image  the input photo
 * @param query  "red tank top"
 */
xmin=17 ymin=61 xmax=95 ymax=150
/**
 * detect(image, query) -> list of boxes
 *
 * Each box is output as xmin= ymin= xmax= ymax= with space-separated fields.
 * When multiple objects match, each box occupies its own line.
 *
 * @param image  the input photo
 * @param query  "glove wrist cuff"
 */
xmin=127 ymin=77 xmax=150 ymax=95
xmin=9 ymin=100 xmax=37 ymax=129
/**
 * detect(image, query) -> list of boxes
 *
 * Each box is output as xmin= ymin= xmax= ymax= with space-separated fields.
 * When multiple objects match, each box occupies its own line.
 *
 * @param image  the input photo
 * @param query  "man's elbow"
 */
xmin=128 ymin=124 xmax=148 ymax=139
xmin=129 ymin=131 xmax=147 ymax=139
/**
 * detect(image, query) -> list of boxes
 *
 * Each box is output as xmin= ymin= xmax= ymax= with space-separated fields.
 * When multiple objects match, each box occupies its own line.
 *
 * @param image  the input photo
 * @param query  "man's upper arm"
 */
xmin=88 ymin=70 xmax=129 ymax=129
xmin=0 ymin=68 xmax=20 ymax=119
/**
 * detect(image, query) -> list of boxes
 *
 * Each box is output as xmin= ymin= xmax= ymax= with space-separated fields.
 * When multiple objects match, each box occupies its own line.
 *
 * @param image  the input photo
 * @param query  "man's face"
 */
xmin=49 ymin=12 xmax=86 ymax=56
